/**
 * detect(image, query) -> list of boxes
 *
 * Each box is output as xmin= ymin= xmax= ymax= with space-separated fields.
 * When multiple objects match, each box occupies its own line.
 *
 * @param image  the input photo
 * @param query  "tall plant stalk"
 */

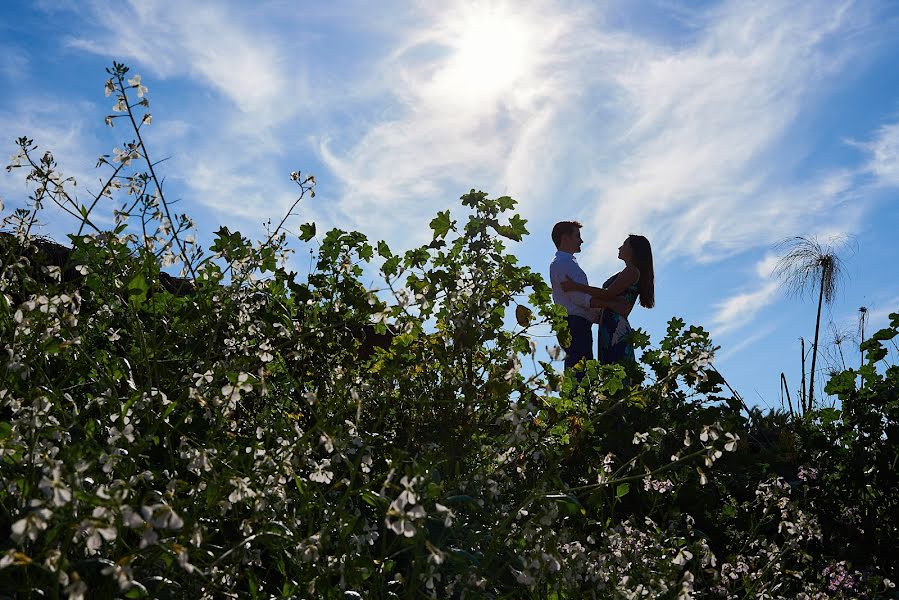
xmin=859 ymin=306 xmax=868 ymax=369
xmin=774 ymin=236 xmax=851 ymax=413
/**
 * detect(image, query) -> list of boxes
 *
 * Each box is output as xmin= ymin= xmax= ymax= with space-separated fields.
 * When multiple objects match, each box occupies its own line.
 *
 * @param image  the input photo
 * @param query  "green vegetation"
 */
xmin=1 ymin=63 xmax=897 ymax=599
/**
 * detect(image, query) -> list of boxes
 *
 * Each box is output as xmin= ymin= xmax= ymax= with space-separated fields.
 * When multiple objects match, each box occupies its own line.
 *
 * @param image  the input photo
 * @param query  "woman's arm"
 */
xmin=591 ymin=297 xmax=633 ymax=317
xmin=561 ymin=266 xmax=639 ymax=300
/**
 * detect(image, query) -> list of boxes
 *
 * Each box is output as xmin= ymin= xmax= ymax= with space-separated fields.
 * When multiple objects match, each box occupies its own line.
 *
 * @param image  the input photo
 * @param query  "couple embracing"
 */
xmin=549 ymin=221 xmax=655 ymax=375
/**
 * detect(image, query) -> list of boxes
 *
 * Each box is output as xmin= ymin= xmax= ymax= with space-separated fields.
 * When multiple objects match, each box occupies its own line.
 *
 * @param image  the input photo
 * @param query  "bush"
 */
xmin=1 ymin=62 xmax=896 ymax=599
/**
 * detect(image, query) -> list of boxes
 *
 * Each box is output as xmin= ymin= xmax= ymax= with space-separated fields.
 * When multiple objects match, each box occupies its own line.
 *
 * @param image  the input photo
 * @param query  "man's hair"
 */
xmin=551 ymin=221 xmax=582 ymax=249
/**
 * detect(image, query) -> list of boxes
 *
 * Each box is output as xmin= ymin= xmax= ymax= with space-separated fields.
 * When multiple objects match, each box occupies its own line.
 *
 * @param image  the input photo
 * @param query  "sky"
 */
xmin=1 ymin=0 xmax=898 ymax=409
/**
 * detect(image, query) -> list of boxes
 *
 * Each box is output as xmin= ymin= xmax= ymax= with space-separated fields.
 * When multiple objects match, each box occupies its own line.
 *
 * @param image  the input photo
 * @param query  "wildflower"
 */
xmin=221 ymin=372 xmax=252 ymax=407
xmin=696 ymin=467 xmax=708 ymax=486
xmin=724 ymin=432 xmax=740 ymax=452
xmin=699 ymin=423 xmax=720 ymax=442
xmin=704 ymin=447 xmax=723 ymax=467
xmin=386 ymin=503 xmax=426 ymax=538
xmin=309 ymin=459 xmax=334 ymax=484
xmin=63 ymin=573 xmax=88 ymax=600
xmin=104 ymin=79 xmax=115 ymax=96
xmin=127 ymin=75 xmax=148 ymax=97
xmin=142 ymin=504 xmax=184 ymax=530
xmin=101 ymin=561 xmax=135 ymax=591
xmin=111 ymin=146 xmax=139 ymax=166
xmin=38 ymin=467 xmax=72 ymax=507
xmin=141 ymin=113 xmax=152 ymax=126
xmin=78 ymin=508 xmax=117 ymax=554
xmin=228 ymin=477 xmax=257 ymax=503
xmin=672 ymin=548 xmax=693 ymax=566
xmin=435 ymin=502 xmax=455 ymax=527
xmin=11 ymin=507 xmax=53 ymax=543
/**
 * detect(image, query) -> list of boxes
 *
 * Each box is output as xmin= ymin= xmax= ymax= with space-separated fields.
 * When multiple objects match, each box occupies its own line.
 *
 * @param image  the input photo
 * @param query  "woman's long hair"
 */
xmin=628 ymin=234 xmax=655 ymax=308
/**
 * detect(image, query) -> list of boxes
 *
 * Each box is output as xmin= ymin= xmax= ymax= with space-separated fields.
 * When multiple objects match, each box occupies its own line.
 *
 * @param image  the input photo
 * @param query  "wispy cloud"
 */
xmin=55 ymin=0 xmax=322 ymax=227
xmin=319 ymin=0 xmax=597 ymax=240
xmin=581 ymin=0 xmax=875 ymax=271
xmin=708 ymin=252 xmax=780 ymax=336
xmin=65 ymin=0 xmax=290 ymax=116
xmin=711 ymin=280 xmax=780 ymax=336
xmin=862 ymin=121 xmax=899 ymax=187
xmin=313 ymin=0 xmax=886 ymax=261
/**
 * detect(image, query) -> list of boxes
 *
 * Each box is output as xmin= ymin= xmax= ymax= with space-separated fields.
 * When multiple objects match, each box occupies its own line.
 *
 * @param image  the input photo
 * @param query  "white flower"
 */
xmin=141 ymin=504 xmax=184 ymax=530
xmin=228 ymin=477 xmax=257 ymax=503
xmin=704 ymin=448 xmax=723 ymax=467
xmin=632 ymin=431 xmax=650 ymax=445
xmin=127 ymin=75 xmax=148 ymax=97
xmin=111 ymin=146 xmax=139 ymax=166
xmin=38 ymin=468 xmax=72 ymax=507
xmin=104 ymin=79 xmax=115 ymax=96
xmin=724 ymin=432 xmax=740 ymax=452
xmin=10 ymin=507 xmax=52 ymax=543
xmin=672 ymin=548 xmax=693 ymax=566
xmin=696 ymin=467 xmax=708 ymax=486
xmin=101 ymin=562 xmax=134 ymax=591
xmin=78 ymin=508 xmax=117 ymax=554
xmin=141 ymin=113 xmax=152 ymax=126
xmin=63 ymin=573 xmax=88 ymax=600
xmin=309 ymin=459 xmax=334 ymax=484
xmin=434 ymin=502 xmax=455 ymax=527
xmin=386 ymin=504 xmax=425 ymax=538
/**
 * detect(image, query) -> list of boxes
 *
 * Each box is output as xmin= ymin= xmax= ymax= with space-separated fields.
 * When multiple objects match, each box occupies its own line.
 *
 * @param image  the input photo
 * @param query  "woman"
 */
xmin=561 ymin=235 xmax=654 ymax=364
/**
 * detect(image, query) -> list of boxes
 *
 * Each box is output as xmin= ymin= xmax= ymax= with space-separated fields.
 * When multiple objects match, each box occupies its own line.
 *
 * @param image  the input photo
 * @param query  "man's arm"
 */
xmin=551 ymin=259 xmax=593 ymax=310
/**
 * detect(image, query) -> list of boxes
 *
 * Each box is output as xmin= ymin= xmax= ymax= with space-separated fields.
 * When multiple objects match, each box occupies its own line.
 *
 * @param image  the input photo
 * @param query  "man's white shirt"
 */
xmin=550 ymin=251 xmax=599 ymax=321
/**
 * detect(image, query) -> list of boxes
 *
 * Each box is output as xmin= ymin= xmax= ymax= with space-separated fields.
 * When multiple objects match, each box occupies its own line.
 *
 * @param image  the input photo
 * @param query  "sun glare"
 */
xmin=438 ymin=6 xmax=538 ymax=104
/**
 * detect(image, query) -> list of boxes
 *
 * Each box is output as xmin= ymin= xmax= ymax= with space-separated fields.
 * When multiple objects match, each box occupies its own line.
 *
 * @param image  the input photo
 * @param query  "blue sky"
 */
xmin=2 ymin=0 xmax=898 ymax=409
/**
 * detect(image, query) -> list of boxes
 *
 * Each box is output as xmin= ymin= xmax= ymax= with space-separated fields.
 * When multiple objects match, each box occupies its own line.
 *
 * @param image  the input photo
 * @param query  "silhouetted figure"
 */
xmin=562 ymin=234 xmax=655 ymax=364
xmin=549 ymin=221 xmax=598 ymax=376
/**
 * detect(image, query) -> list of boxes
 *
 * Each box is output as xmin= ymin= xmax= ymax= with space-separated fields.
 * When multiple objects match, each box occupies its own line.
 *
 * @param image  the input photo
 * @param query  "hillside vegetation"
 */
xmin=1 ymin=63 xmax=897 ymax=599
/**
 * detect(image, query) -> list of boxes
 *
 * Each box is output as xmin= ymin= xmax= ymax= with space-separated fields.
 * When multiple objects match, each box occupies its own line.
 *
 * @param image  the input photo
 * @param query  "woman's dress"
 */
xmin=597 ymin=273 xmax=639 ymax=364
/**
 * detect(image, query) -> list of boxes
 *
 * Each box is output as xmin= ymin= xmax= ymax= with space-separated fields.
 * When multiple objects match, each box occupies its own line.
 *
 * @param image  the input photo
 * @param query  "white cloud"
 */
xmin=54 ymin=0 xmax=323 ymax=228
xmin=0 ymin=96 xmax=114 ymax=238
xmin=863 ymin=121 xmax=899 ymax=187
xmin=710 ymin=279 xmax=779 ymax=336
xmin=65 ymin=0 xmax=289 ymax=116
xmin=310 ymin=0 xmax=884 ymax=262
xmin=318 ymin=0 xmax=592 ymax=240
xmin=580 ymin=0 xmax=872 ymax=272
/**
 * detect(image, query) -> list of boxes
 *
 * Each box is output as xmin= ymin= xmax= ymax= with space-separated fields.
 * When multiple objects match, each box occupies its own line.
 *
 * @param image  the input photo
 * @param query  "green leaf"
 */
xmin=382 ymin=255 xmax=401 ymax=277
xmin=615 ymin=483 xmax=630 ymax=498
xmin=546 ymin=493 xmax=586 ymax=516
xmin=361 ymin=490 xmax=387 ymax=508
xmin=299 ymin=222 xmax=316 ymax=242
xmin=430 ymin=210 xmax=453 ymax=239
xmin=127 ymin=272 xmax=149 ymax=306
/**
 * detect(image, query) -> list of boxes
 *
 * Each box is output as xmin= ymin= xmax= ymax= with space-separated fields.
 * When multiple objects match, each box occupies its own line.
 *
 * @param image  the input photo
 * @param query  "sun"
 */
xmin=436 ymin=5 xmax=539 ymax=104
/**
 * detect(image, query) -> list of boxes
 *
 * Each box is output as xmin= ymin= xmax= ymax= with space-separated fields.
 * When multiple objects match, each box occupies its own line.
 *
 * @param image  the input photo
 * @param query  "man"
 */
xmin=549 ymin=221 xmax=598 ymax=374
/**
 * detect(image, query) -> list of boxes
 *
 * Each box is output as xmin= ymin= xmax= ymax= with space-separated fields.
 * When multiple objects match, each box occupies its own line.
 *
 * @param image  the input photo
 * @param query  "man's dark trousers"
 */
xmin=564 ymin=315 xmax=593 ymax=374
